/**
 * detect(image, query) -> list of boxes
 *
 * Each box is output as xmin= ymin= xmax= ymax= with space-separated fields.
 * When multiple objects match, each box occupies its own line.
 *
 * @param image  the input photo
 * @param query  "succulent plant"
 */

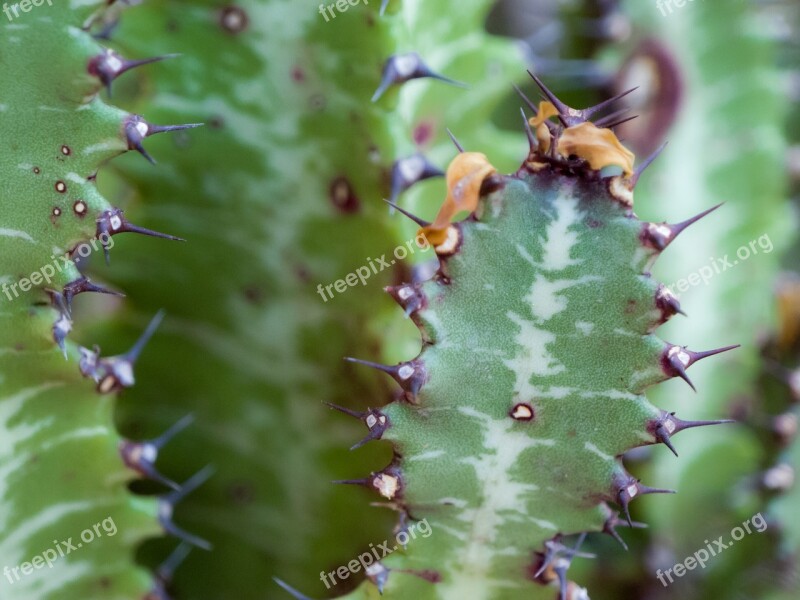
xmin=2 ymin=0 xmax=796 ymax=599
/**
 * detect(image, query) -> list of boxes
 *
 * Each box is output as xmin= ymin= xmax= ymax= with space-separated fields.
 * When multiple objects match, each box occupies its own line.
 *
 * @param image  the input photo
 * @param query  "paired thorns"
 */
xmin=120 ymin=414 xmax=195 ymax=489
xmin=344 ymin=356 xmax=426 ymax=399
xmin=325 ymin=403 xmax=389 ymax=450
xmin=147 ymin=543 xmax=192 ymax=600
xmin=123 ymin=114 xmax=203 ymax=164
xmin=534 ymin=534 xmax=595 ymax=600
xmin=614 ymin=475 xmax=675 ymax=527
xmin=96 ymin=208 xmax=184 ymax=264
xmin=80 ymin=310 xmax=166 ymax=393
xmin=650 ymin=411 xmax=735 ymax=457
xmin=159 ymin=465 xmax=215 ymax=551
xmin=389 ymin=154 xmax=444 ymax=204
xmin=641 ymin=203 xmax=723 ymax=252
xmin=661 ymin=343 xmax=740 ymax=392
xmin=527 ymin=70 xmax=638 ymax=128
xmin=602 ymin=507 xmax=647 ymax=551
xmin=88 ymin=49 xmax=179 ymax=96
xmin=372 ymin=53 xmax=467 ymax=102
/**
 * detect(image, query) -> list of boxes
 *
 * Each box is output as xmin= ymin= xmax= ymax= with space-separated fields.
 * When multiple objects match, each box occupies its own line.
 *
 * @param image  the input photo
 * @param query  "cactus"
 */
xmin=3 ymin=0 xmax=795 ymax=598
xmin=0 ymin=1 xmax=179 ymax=597
xmin=275 ymin=73 xmax=747 ymax=597
xmin=578 ymin=1 xmax=799 ymax=598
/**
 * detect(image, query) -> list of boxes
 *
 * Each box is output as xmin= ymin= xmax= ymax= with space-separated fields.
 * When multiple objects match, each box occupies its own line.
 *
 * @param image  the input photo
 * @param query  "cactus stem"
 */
xmin=371 ymin=52 xmax=467 ymax=102
xmin=158 ymin=465 xmax=215 ymax=551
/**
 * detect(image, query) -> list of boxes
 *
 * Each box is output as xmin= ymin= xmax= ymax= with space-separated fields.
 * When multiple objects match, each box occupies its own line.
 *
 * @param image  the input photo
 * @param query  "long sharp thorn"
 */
xmin=159 ymin=465 xmax=215 ymax=550
xmin=273 ymin=578 xmax=316 ymax=600
xmin=688 ymin=344 xmax=741 ymax=363
xmin=512 ymin=84 xmax=539 ymax=115
xmin=344 ymin=356 xmax=395 ymax=375
xmin=332 ymin=477 xmax=371 ymax=486
xmin=526 ymin=70 xmax=569 ymax=127
xmin=351 ymin=427 xmax=384 ymax=451
xmin=631 ymin=141 xmax=668 ymax=187
xmin=670 ymin=203 xmax=724 ymax=238
xmin=446 ymin=128 xmax=465 ymax=153
xmin=379 ymin=0 xmax=390 ymax=15
xmin=153 ymin=413 xmax=195 ymax=449
xmin=133 ymin=141 xmax=156 ymax=165
xmin=520 ymin=107 xmax=537 ymax=150
xmin=149 ymin=123 xmax=204 ymax=135
xmin=125 ymin=222 xmax=185 ymax=242
xmin=672 ymin=360 xmax=696 ymax=392
xmin=593 ymin=107 xmax=631 ymax=127
xmin=324 ymin=402 xmax=363 ymax=419
xmin=555 ymin=565 xmax=568 ymax=600
xmin=383 ymin=199 xmax=430 ymax=227
xmin=655 ymin=423 xmax=679 ymax=457
xmin=583 ymin=86 xmax=639 ymax=118
xmin=126 ymin=310 xmax=166 ymax=363
xmin=603 ymin=114 xmax=639 ymax=130
xmin=158 ymin=542 xmax=192 ymax=582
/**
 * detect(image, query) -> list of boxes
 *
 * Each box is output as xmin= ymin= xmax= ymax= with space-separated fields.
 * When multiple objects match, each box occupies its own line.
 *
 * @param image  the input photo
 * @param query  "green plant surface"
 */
xmin=0 ymin=1 xmax=166 ymax=597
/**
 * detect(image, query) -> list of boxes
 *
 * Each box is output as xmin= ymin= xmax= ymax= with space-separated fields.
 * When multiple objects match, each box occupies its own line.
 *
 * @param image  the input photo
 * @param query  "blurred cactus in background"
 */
xmin=0 ymin=1 xmax=797 ymax=599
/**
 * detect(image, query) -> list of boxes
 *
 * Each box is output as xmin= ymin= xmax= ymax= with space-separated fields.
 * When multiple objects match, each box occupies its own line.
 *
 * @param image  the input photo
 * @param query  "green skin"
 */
xmin=0 ymin=1 xmax=160 ymax=598
xmin=592 ymin=1 xmax=796 ymax=598
xmin=92 ymin=0 xmax=531 ymax=598
xmin=0 ymin=1 xmax=763 ymax=599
